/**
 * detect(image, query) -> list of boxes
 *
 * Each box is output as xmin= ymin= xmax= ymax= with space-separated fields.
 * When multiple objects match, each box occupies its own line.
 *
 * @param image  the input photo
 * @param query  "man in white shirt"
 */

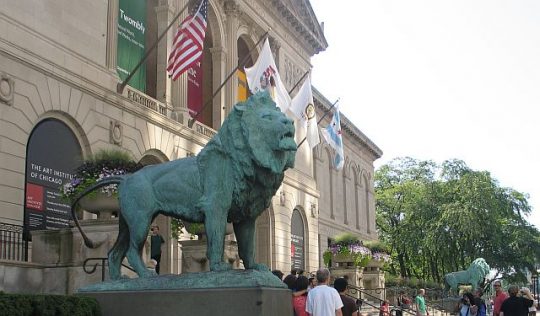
xmin=306 ymin=268 xmax=344 ymax=316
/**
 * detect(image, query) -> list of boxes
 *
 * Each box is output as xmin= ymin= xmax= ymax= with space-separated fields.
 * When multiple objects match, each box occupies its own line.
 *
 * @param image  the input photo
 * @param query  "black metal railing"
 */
xmin=347 ymin=285 xmax=417 ymax=316
xmin=83 ymin=257 xmax=136 ymax=281
xmin=0 ymin=222 xmax=28 ymax=261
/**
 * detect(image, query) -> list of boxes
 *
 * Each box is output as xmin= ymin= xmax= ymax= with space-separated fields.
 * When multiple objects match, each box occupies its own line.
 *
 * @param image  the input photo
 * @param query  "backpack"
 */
xmin=476 ymin=300 xmax=486 ymax=316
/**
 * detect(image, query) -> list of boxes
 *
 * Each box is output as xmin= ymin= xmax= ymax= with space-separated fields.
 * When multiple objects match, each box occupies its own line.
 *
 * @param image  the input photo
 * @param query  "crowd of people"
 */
xmin=273 ymin=268 xmax=360 ymax=316
xmin=273 ymin=269 xmax=539 ymax=316
xmin=455 ymin=280 xmax=537 ymax=316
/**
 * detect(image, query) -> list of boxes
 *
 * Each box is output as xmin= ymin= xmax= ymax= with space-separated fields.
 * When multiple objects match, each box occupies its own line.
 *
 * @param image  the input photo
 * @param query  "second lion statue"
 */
xmin=72 ymin=92 xmax=297 ymax=279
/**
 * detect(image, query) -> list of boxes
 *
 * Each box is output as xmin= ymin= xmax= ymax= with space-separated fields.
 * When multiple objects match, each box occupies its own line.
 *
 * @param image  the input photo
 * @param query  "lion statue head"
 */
xmin=468 ymin=258 xmax=490 ymax=281
xmin=206 ymin=91 xmax=297 ymax=174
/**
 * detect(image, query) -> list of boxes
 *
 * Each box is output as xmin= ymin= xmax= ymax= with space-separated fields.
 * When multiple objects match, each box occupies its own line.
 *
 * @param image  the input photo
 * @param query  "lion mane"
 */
xmin=444 ymin=258 xmax=490 ymax=293
xmin=198 ymin=92 xmax=296 ymax=223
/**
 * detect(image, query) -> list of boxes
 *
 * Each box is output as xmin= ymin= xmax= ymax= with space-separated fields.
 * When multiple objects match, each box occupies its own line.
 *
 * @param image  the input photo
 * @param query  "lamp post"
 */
xmin=531 ymin=264 xmax=539 ymax=305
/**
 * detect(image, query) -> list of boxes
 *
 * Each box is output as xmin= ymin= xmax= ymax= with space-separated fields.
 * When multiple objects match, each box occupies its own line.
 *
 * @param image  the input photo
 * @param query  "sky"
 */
xmin=309 ymin=0 xmax=540 ymax=228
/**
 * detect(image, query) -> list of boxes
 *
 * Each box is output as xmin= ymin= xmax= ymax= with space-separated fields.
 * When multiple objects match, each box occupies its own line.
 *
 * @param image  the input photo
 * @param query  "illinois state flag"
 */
xmin=321 ymin=104 xmax=344 ymax=170
xmin=244 ymin=38 xmax=291 ymax=112
xmin=290 ymin=75 xmax=320 ymax=149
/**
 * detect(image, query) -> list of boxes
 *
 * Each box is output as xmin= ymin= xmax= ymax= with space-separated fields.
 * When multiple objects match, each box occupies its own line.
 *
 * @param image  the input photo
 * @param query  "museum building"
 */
xmin=0 ymin=0 xmax=382 ymax=293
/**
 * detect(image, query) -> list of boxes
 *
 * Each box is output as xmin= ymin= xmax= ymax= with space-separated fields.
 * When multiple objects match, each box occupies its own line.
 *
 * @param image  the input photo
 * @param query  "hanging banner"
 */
xmin=290 ymin=210 xmax=305 ymax=271
xmin=237 ymin=69 xmax=247 ymax=102
xmin=117 ymin=0 xmax=147 ymax=92
xmin=24 ymin=119 xmax=82 ymax=232
xmin=187 ymin=60 xmax=203 ymax=121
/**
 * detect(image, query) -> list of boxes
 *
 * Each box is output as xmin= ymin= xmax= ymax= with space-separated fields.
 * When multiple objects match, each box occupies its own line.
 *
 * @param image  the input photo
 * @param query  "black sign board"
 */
xmin=24 ymin=119 xmax=82 ymax=232
xmin=291 ymin=209 xmax=305 ymax=270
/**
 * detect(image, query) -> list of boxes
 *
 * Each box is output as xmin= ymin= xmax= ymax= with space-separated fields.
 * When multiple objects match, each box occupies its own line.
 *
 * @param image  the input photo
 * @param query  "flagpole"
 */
xmin=288 ymin=69 xmax=310 ymax=95
xmin=187 ymin=30 xmax=270 ymax=127
xmin=296 ymin=97 xmax=340 ymax=149
xmin=117 ymin=0 xmax=193 ymax=94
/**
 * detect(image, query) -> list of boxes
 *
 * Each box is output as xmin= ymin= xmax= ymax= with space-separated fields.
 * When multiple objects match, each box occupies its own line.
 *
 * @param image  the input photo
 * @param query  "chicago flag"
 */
xmin=321 ymin=104 xmax=344 ymax=170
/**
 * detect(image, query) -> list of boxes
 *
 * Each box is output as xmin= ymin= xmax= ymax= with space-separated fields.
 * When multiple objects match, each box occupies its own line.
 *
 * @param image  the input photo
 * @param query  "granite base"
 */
xmin=80 ymin=287 xmax=293 ymax=316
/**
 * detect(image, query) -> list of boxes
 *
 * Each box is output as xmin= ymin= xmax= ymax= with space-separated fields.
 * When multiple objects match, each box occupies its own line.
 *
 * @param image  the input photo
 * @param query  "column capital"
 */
xmin=224 ymin=0 xmax=241 ymax=17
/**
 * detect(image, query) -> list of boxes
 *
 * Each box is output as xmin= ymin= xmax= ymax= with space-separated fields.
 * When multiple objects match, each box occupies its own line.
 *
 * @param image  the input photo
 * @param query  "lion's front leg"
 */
xmin=204 ymin=208 xmax=231 ymax=271
xmin=234 ymin=218 xmax=268 ymax=271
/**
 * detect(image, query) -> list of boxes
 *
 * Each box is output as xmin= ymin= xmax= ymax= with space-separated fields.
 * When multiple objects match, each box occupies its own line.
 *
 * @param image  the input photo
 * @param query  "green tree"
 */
xmin=375 ymin=157 xmax=540 ymax=284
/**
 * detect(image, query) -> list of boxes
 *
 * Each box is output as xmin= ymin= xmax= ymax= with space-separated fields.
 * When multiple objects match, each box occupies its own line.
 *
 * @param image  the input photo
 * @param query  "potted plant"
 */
xmin=61 ymin=149 xmax=140 ymax=218
xmin=323 ymin=233 xmax=372 ymax=268
xmin=364 ymin=240 xmax=392 ymax=266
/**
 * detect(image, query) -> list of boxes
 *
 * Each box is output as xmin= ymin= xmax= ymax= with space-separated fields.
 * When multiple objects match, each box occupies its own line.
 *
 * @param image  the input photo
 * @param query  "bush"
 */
xmin=364 ymin=240 xmax=391 ymax=254
xmin=0 ymin=293 xmax=101 ymax=316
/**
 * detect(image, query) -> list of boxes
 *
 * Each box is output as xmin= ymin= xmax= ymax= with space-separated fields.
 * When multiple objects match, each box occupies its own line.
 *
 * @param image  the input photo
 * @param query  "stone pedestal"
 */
xmin=180 ymin=239 xmax=241 ymax=273
xmin=81 ymin=287 xmax=292 ymax=316
xmin=362 ymin=260 xmax=385 ymax=301
xmin=30 ymin=219 xmax=135 ymax=293
xmin=330 ymin=266 xmax=363 ymax=299
xmin=78 ymin=269 xmax=291 ymax=316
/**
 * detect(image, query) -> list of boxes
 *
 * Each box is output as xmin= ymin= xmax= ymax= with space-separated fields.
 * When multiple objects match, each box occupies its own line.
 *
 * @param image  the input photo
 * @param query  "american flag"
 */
xmin=167 ymin=0 xmax=208 ymax=81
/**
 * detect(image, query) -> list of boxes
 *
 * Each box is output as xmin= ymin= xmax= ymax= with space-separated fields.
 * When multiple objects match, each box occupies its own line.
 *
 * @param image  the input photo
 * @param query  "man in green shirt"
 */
xmin=415 ymin=289 xmax=428 ymax=316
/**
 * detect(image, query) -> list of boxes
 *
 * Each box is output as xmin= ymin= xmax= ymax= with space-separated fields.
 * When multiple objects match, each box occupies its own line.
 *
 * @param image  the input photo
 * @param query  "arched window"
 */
xmin=24 ymin=119 xmax=82 ymax=232
xmin=290 ymin=209 xmax=305 ymax=271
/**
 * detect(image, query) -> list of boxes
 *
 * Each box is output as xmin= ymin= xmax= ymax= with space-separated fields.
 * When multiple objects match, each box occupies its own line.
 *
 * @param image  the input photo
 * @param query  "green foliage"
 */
xmin=333 ymin=232 xmax=360 ymax=244
xmin=364 ymin=240 xmax=391 ymax=254
xmin=385 ymin=273 xmax=443 ymax=289
xmin=325 ymin=234 xmax=373 ymax=268
xmin=323 ymin=250 xmax=333 ymax=267
xmin=0 ymin=293 xmax=101 ymax=315
xmin=61 ymin=149 xmax=140 ymax=202
xmin=171 ymin=220 xmax=205 ymax=240
xmin=376 ymin=157 xmax=540 ymax=284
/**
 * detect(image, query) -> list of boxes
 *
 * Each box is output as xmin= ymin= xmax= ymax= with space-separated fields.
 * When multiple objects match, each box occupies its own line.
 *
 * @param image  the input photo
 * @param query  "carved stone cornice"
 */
xmin=266 ymin=0 xmax=328 ymax=55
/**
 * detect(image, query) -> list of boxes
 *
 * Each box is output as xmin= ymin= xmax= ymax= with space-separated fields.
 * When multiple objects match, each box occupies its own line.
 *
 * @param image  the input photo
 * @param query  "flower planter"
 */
xmin=367 ymin=258 xmax=385 ymax=268
xmin=78 ymin=192 xmax=120 ymax=219
xmin=333 ymin=253 xmax=355 ymax=266
xmin=184 ymin=222 xmax=234 ymax=239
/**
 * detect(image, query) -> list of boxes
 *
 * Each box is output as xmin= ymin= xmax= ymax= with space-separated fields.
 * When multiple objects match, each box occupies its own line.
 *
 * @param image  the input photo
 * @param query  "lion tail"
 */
xmin=70 ymin=176 xmax=125 ymax=248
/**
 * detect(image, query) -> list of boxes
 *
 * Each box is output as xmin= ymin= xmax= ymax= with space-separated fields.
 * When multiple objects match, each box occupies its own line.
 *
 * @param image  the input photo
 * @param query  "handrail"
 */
xmin=83 ymin=257 xmax=136 ymax=281
xmin=347 ymin=284 xmax=417 ymax=316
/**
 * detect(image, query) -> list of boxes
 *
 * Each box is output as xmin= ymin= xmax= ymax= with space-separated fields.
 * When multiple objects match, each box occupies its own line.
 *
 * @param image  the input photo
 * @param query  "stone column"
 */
xmin=106 ymin=0 xmax=119 ymax=73
xmin=155 ymin=2 xmax=175 ymax=107
xmin=171 ymin=0 xmax=190 ymax=123
xmin=224 ymin=0 xmax=240 ymax=116
xmin=210 ymin=47 xmax=226 ymax=127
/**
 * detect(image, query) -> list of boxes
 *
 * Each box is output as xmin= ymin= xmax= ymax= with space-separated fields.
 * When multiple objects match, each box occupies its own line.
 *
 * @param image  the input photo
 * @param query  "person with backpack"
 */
xmin=473 ymin=288 xmax=487 ymax=316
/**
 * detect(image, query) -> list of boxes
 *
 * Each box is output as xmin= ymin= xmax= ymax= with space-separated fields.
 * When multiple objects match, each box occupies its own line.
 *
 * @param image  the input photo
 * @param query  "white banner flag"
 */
xmin=244 ymin=38 xmax=291 ymax=112
xmin=290 ymin=75 xmax=320 ymax=149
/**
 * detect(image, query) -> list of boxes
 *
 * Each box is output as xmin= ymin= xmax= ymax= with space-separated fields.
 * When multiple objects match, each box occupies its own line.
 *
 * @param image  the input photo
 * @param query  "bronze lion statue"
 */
xmin=444 ymin=258 xmax=490 ymax=293
xmin=71 ymin=92 xmax=297 ymax=279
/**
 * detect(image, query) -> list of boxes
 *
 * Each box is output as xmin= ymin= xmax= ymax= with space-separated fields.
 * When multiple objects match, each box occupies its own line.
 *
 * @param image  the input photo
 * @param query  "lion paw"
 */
xmin=211 ymin=262 xmax=232 ymax=271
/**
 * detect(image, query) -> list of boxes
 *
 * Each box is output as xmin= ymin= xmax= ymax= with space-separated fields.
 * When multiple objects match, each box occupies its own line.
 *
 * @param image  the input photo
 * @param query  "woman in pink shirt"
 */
xmin=293 ymin=275 xmax=311 ymax=316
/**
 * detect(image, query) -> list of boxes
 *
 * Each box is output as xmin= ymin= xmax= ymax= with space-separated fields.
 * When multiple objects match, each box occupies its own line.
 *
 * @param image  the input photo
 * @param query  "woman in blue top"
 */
xmin=459 ymin=292 xmax=476 ymax=316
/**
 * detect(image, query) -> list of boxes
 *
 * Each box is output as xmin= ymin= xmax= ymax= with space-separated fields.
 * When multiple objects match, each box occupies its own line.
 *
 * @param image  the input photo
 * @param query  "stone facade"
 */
xmin=0 ymin=0 xmax=382 ymax=293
